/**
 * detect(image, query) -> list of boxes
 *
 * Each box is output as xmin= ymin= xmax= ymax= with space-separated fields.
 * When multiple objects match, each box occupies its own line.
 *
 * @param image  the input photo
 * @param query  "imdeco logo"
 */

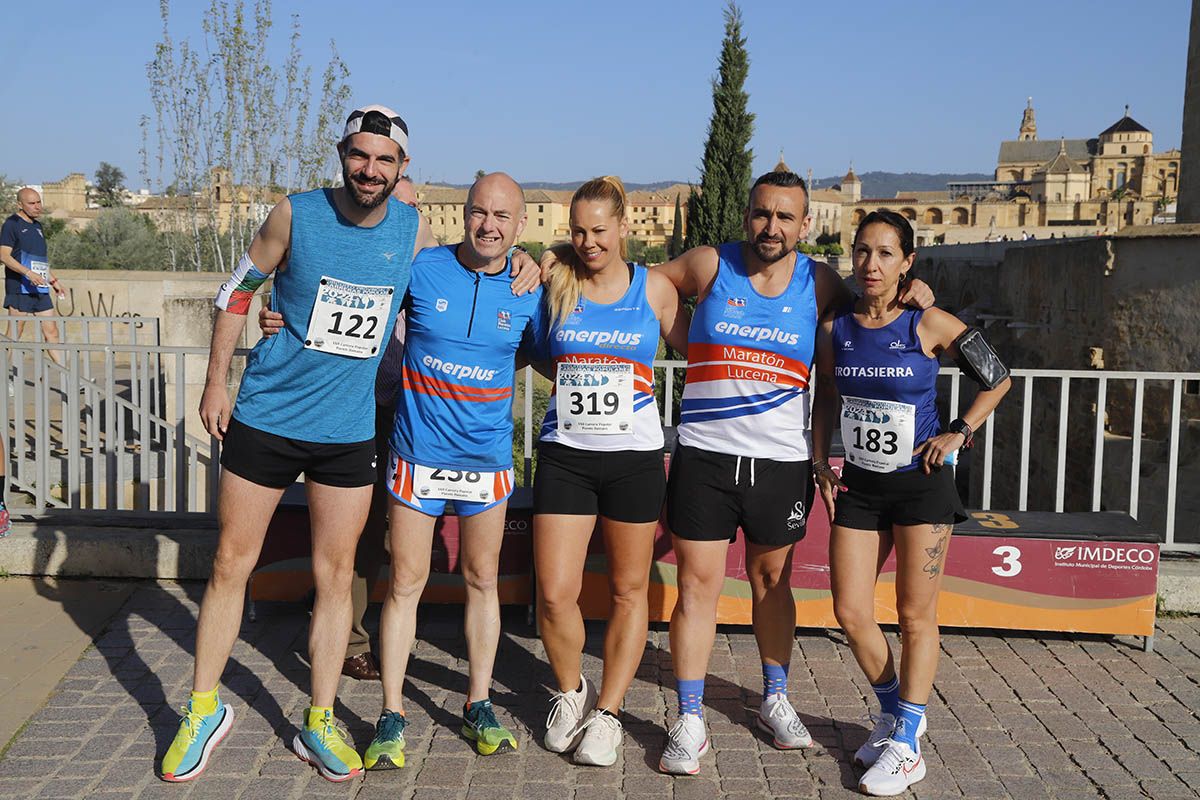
xmin=1053 ymin=544 xmax=1156 ymax=570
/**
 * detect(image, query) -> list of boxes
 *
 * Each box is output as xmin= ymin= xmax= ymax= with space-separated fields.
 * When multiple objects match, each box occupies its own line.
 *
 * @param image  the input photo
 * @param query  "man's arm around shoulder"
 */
xmin=651 ymin=245 xmax=720 ymax=301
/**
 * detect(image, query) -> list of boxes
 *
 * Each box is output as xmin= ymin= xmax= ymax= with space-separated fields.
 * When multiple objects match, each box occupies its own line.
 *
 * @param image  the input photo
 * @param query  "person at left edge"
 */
xmin=160 ymin=105 xmax=427 ymax=785
xmin=1 ymin=188 xmax=67 ymax=365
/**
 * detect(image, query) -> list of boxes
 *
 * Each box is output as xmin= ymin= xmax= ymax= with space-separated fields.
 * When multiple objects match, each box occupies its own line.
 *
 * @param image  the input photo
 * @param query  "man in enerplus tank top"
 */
xmin=160 ymin=106 xmax=439 ymax=785
xmin=650 ymin=171 xmax=934 ymax=775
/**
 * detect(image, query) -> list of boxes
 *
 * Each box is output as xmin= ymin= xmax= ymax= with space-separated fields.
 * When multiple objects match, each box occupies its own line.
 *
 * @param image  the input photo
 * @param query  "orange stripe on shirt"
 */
xmin=403 ymin=377 xmax=513 ymax=403
xmin=403 ymin=366 xmax=512 ymax=399
xmin=684 ymin=363 xmax=809 ymax=390
xmin=687 ymin=342 xmax=811 ymax=380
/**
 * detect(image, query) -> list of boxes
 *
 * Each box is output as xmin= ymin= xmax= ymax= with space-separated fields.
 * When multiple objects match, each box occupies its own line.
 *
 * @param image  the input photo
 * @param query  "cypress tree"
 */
xmin=684 ymin=1 xmax=755 ymax=250
xmin=664 ymin=3 xmax=755 ymax=421
xmin=669 ymin=193 xmax=684 ymax=258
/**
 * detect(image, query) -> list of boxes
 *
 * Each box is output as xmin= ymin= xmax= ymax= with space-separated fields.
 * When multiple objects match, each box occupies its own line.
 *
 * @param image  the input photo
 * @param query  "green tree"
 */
xmin=48 ymin=208 xmax=169 ymax=271
xmin=93 ymin=162 xmax=126 ymax=207
xmin=626 ymin=236 xmax=647 ymax=264
xmin=670 ymin=2 xmax=755 ymax=417
xmin=644 ymin=245 xmax=667 ymax=265
xmin=146 ymin=0 xmax=351 ymax=271
xmin=517 ymin=241 xmax=546 ymax=261
xmin=684 ymin=1 xmax=754 ymax=250
xmin=0 ymin=174 xmax=20 ymax=215
xmin=41 ymin=217 xmax=68 ymax=240
xmin=475 ymin=169 xmax=486 ymax=180
xmin=668 ymin=193 xmax=684 ymax=258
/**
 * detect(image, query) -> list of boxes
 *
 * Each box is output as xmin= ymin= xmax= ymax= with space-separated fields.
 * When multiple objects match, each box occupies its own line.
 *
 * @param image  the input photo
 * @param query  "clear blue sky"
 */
xmin=2 ymin=0 xmax=1191 ymax=188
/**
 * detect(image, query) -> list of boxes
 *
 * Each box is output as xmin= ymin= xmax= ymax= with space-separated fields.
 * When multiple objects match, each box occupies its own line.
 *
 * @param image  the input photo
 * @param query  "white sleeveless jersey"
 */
xmin=676 ymin=243 xmax=818 ymax=461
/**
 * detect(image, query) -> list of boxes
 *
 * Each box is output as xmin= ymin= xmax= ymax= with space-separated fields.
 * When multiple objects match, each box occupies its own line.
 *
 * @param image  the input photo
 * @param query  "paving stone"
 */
xmin=8 ymin=605 xmax=1200 ymax=800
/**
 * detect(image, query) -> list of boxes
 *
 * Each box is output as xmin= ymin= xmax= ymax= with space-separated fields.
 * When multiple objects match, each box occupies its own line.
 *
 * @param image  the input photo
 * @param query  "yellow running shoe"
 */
xmin=292 ymin=707 xmax=363 ymax=782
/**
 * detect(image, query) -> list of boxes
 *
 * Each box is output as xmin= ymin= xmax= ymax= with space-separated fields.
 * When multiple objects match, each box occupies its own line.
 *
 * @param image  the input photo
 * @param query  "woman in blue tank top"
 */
xmin=811 ymin=211 xmax=1010 ymax=795
xmin=533 ymin=176 xmax=690 ymax=767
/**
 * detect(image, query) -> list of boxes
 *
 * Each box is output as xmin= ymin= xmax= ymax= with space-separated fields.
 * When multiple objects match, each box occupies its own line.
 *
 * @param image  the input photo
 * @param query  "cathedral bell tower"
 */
xmin=1019 ymin=97 xmax=1038 ymax=141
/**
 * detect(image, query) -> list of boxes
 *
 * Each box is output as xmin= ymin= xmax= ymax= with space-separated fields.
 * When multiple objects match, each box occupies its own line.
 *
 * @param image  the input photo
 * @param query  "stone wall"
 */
xmin=913 ymin=226 xmax=1200 ymax=542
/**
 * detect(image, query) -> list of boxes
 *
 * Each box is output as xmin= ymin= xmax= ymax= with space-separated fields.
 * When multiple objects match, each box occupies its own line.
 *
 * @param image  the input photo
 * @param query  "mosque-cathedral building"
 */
xmin=833 ymin=99 xmax=1182 ymax=247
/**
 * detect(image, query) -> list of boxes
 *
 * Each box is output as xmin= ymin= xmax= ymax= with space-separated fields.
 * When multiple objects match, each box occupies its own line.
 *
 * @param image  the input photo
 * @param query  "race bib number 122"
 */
xmin=304 ymin=276 xmax=394 ymax=359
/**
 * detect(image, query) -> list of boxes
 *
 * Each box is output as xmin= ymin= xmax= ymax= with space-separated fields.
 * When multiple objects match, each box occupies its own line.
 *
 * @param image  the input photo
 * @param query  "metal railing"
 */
xmin=3 ymin=335 xmax=231 ymax=513
xmin=938 ymin=368 xmax=1200 ymax=552
xmin=5 ymin=340 xmax=1198 ymax=550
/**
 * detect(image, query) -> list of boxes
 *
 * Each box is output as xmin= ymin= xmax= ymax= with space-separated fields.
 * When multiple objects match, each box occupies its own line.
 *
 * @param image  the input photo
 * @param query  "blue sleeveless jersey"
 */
xmin=539 ymin=264 xmax=664 ymax=451
xmin=389 ymin=245 xmax=543 ymax=471
xmin=677 ymin=243 xmax=818 ymax=460
xmin=232 ymin=189 xmax=419 ymax=443
xmin=831 ymin=306 xmax=940 ymax=472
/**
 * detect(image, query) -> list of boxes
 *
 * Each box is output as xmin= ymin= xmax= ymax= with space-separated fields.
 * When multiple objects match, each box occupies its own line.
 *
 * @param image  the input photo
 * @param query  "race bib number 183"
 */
xmin=840 ymin=395 xmax=916 ymax=473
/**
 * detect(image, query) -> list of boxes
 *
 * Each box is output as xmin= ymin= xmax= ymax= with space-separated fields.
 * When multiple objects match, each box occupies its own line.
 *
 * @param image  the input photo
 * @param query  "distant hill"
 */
xmin=434 ymin=180 xmax=689 ymax=192
xmin=430 ymin=172 xmax=994 ymax=199
xmin=812 ymin=171 xmax=992 ymax=200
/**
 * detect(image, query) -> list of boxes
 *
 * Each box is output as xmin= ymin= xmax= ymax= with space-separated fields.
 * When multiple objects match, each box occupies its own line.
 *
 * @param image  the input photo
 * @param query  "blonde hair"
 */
xmin=546 ymin=176 xmax=628 ymax=327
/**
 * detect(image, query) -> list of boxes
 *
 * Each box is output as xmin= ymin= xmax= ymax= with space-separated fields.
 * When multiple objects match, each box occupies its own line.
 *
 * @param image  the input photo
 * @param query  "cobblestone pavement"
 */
xmin=1 ymin=582 xmax=1199 ymax=799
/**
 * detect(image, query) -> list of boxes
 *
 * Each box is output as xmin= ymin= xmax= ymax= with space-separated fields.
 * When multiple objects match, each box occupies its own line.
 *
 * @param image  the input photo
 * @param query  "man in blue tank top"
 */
xmin=543 ymin=170 xmax=935 ymax=775
xmin=255 ymin=173 xmax=543 ymax=770
xmin=159 ymin=105 xmax=437 ymax=785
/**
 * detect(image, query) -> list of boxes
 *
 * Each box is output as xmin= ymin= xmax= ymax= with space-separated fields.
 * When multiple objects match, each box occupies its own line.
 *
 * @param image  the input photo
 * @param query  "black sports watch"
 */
xmin=947 ymin=418 xmax=974 ymax=449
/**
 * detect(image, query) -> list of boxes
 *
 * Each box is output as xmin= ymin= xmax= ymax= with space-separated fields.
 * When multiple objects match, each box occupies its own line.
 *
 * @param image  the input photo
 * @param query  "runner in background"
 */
xmin=1 ymin=188 xmax=66 ymax=365
xmin=811 ymin=210 xmax=1010 ymax=796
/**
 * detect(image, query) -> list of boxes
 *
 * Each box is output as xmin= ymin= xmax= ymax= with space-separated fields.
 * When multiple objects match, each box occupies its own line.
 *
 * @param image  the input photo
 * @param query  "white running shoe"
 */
xmin=858 ymin=739 xmax=925 ymax=796
xmin=658 ymin=713 xmax=709 ymax=775
xmin=573 ymin=709 xmax=622 ymax=767
xmin=854 ymin=712 xmax=926 ymax=767
xmin=543 ymin=675 xmax=597 ymax=753
xmin=756 ymin=693 xmax=813 ymax=749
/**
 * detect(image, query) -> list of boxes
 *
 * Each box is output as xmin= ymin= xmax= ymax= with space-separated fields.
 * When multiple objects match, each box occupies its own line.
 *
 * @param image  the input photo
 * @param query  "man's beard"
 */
xmin=751 ymin=234 xmax=792 ymax=264
xmin=342 ymin=162 xmax=397 ymax=210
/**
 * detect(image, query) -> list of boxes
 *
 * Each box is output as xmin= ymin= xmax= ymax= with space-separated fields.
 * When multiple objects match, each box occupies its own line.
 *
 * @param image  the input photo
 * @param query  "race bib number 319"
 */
xmin=304 ymin=276 xmax=394 ymax=359
xmin=556 ymin=362 xmax=634 ymax=435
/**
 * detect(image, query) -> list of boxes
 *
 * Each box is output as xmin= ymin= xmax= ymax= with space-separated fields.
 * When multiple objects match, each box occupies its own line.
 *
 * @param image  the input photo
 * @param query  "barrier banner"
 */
xmin=251 ymin=460 xmax=1157 ymax=637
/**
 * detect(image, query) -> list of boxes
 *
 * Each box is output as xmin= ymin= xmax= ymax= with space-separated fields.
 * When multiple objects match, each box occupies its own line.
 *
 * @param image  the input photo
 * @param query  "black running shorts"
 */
xmin=533 ymin=441 xmax=666 ymax=523
xmin=833 ymin=462 xmax=968 ymax=531
xmin=666 ymin=444 xmax=814 ymax=547
xmin=220 ymin=416 xmax=377 ymax=489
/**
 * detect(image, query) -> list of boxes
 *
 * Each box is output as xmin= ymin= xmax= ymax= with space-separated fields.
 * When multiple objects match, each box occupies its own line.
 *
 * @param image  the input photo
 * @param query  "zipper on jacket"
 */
xmin=466 ymin=271 xmax=481 ymax=337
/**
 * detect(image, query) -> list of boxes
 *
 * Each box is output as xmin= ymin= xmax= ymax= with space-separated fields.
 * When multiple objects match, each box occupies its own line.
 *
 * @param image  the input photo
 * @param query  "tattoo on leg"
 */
xmin=922 ymin=523 xmax=952 ymax=579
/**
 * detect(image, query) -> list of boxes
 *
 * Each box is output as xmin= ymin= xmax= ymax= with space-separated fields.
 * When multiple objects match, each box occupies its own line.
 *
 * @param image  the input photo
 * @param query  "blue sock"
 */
xmin=894 ymin=698 xmax=925 ymax=750
xmin=871 ymin=675 xmax=900 ymax=718
xmin=677 ymin=678 xmax=705 ymax=717
xmin=762 ymin=662 xmax=789 ymax=700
